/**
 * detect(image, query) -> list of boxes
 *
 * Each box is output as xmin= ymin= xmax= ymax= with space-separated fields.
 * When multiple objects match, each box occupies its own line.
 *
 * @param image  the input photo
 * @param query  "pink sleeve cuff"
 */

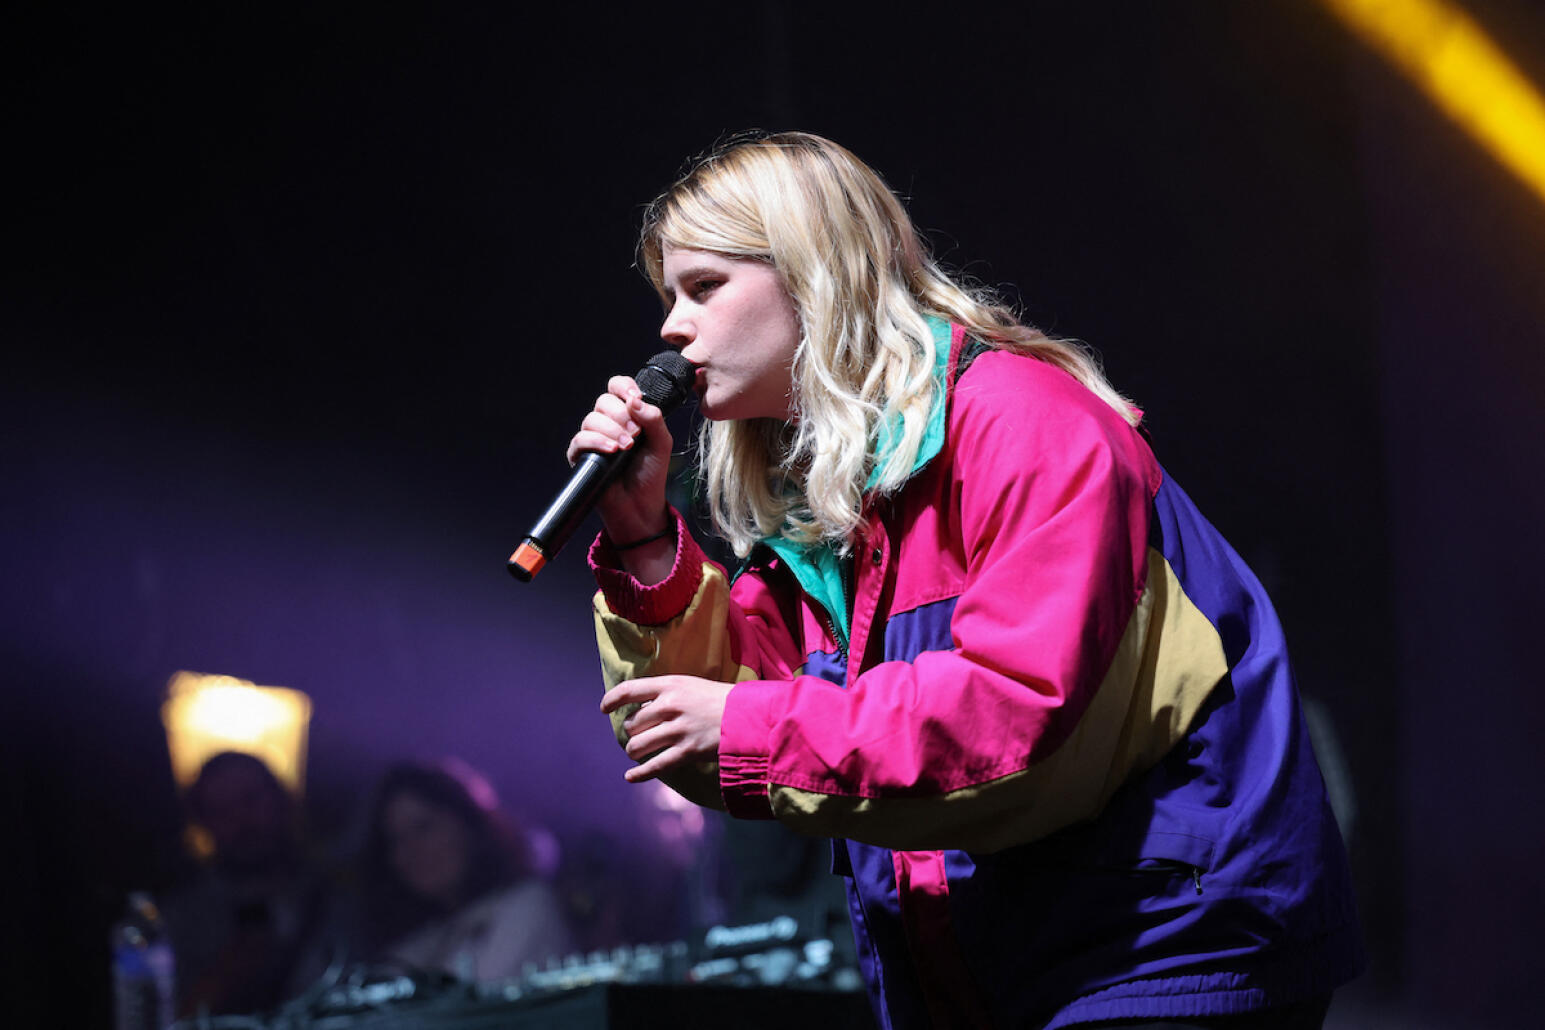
xmin=719 ymin=679 xmax=779 ymax=820
xmin=588 ymin=508 xmax=706 ymax=626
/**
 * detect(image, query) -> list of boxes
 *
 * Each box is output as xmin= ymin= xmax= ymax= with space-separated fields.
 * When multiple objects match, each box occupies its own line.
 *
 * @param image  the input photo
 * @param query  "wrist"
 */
xmin=601 ymin=508 xmax=680 ymax=587
xmin=590 ymin=513 xmax=704 ymax=618
xmin=612 ymin=523 xmax=676 ymax=551
xmin=602 ymin=507 xmax=672 ymax=548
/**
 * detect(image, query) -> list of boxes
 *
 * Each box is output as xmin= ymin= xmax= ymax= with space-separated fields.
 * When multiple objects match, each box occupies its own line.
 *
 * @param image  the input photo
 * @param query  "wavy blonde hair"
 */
xmin=639 ymin=132 xmax=1137 ymax=558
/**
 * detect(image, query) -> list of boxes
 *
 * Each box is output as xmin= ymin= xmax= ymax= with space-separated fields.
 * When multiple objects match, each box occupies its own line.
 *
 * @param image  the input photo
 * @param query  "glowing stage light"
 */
xmin=161 ymin=671 xmax=313 ymax=797
xmin=1322 ymin=0 xmax=1545 ymax=205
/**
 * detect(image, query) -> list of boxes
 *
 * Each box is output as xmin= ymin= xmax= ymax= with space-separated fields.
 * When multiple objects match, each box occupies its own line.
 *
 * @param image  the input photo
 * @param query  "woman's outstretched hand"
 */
xmin=601 ymin=674 xmax=733 ymax=791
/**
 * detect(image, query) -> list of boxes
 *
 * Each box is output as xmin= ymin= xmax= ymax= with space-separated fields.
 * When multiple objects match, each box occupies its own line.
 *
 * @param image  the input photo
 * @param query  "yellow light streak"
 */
xmin=1322 ymin=0 xmax=1545 ymax=205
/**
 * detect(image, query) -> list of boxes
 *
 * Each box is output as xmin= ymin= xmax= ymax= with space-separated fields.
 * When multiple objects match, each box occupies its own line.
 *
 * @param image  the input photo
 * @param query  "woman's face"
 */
xmin=659 ymin=246 xmax=801 ymax=422
xmin=383 ymin=791 xmax=471 ymax=905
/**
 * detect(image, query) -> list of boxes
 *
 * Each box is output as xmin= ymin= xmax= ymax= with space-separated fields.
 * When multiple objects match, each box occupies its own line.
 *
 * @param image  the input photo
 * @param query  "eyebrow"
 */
xmin=670 ymin=264 xmax=724 ymax=283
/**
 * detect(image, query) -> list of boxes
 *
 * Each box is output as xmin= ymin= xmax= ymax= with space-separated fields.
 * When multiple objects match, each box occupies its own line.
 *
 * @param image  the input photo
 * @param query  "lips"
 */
xmin=693 ymin=367 xmax=708 ymax=395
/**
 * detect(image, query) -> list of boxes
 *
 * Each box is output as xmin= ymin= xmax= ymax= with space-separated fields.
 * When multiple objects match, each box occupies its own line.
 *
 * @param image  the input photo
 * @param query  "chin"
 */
xmin=697 ymin=395 xmax=735 ymax=421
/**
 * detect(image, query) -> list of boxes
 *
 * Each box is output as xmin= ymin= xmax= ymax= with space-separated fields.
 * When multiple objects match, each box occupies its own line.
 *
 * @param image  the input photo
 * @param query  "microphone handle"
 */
xmin=508 ymin=451 xmax=623 ymax=582
xmin=508 ymin=350 xmax=694 ymax=583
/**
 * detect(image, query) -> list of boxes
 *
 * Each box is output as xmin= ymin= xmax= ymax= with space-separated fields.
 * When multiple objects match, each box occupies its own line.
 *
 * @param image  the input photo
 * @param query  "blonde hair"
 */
xmin=639 ymin=131 xmax=1137 ymax=558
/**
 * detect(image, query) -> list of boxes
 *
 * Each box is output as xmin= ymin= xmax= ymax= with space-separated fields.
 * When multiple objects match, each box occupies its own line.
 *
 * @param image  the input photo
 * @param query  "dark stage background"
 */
xmin=4 ymin=2 xmax=1543 ymax=1026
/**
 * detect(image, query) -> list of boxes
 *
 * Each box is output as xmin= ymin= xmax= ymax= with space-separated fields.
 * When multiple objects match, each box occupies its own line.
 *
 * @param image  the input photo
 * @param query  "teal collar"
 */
xmin=762 ymin=316 xmax=952 ymax=643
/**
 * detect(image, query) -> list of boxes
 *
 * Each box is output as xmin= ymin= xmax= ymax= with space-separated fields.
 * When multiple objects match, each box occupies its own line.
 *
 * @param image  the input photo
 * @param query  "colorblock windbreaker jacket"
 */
xmin=589 ymin=324 xmax=1363 ymax=1028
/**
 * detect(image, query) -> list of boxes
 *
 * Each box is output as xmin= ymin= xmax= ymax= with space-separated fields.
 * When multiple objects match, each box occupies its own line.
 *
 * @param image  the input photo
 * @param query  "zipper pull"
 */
xmin=1192 ymin=867 xmax=1203 ymax=896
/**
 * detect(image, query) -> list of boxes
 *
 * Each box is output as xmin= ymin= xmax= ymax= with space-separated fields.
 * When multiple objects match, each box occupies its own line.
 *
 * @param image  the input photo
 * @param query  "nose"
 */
xmin=660 ymin=300 xmax=694 ymax=351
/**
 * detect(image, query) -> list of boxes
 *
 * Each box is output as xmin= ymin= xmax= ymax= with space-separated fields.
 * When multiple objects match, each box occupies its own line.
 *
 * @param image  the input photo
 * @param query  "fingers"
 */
xmin=624 ymin=747 xmax=680 ymax=784
xmin=603 ymin=676 xmax=726 ymax=788
xmin=566 ymin=397 xmax=636 ymax=465
xmin=606 ymin=374 xmax=641 ymax=400
xmin=594 ymin=391 xmax=637 ymax=431
xmin=566 ymin=377 xmax=668 ymax=467
xmin=603 ymin=681 xmax=687 ymax=769
xmin=604 ymin=376 xmax=664 ymax=427
xmin=621 ymin=722 xmax=674 ymax=762
xmin=608 ymin=376 xmax=671 ymax=449
xmin=620 ymin=701 xmax=666 ymax=739
xmin=600 ymin=679 xmax=660 ymax=715
xmin=580 ymin=407 xmax=637 ymax=450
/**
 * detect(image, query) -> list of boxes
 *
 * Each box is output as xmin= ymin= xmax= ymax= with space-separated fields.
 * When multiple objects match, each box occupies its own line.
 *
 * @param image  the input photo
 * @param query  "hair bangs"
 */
xmin=641 ymin=158 xmax=776 ymax=297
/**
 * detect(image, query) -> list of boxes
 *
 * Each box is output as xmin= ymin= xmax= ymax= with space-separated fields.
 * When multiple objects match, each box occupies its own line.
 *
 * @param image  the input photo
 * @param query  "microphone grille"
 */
xmin=634 ymin=351 xmax=696 ymax=414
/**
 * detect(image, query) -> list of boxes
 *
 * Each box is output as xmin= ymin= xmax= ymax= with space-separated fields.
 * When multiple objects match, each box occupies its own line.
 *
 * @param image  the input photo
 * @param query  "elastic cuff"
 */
xmin=718 ymin=679 xmax=779 ymax=820
xmin=589 ymin=507 xmax=705 ymax=626
xmin=720 ymin=753 xmax=775 ymax=820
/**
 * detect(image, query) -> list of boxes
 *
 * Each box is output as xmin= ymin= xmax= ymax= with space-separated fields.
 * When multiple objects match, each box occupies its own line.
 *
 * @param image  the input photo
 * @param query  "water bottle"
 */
xmin=111 ymin=891 xmax=176 ymax=1030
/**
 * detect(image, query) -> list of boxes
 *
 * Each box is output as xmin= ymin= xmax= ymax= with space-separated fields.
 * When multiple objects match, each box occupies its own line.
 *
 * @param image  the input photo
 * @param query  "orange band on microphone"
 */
xmin=509 ymin=541 xmax=547 ymax=581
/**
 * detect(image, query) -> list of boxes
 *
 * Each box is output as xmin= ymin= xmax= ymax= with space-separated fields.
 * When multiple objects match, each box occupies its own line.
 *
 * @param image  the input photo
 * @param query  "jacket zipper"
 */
xmin=818 ymin=606 xmax=849 ymax=670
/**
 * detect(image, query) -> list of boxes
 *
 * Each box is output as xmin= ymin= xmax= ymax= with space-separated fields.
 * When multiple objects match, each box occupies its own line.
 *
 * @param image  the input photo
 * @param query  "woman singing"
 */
xmin=567 ymin=131 xmax=1362 ymax=1029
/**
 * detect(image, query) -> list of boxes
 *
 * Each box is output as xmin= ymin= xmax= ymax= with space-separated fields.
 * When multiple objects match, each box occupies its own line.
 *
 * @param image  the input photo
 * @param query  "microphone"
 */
xmin=508 ymin=350 xmax=696 ymax=582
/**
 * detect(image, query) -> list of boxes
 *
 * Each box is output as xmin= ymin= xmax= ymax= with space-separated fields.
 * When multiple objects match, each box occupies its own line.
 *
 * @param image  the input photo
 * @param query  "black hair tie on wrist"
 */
xmin=612 ymin=525 xmax=675 ymax=551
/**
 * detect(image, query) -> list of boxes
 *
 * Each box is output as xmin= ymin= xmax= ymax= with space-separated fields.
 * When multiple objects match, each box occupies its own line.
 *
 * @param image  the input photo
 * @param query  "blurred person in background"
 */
xmin=356 ymin=759 xmax=573 ymax=982
xmin=162 ymin=751 xmax=328 ymax=1016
